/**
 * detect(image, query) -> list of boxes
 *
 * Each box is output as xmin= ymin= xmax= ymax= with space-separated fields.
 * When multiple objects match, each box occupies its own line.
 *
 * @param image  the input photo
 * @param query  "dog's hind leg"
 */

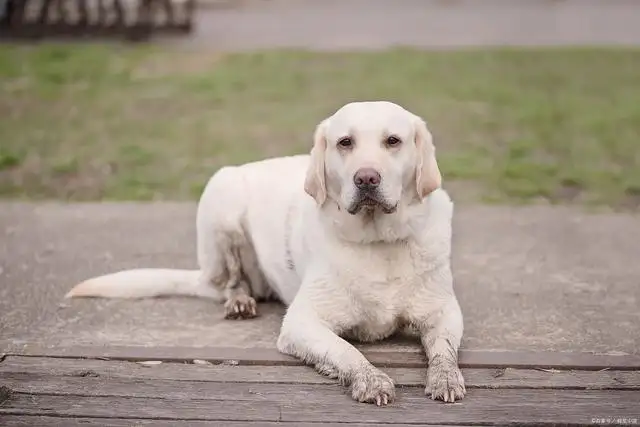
xmin=196 ymin=222 xmax=258 ymax=319
xmin=196 ymin=168 xmax=260 ymax=319
xmin=220 ymin=235 xmax=258 ymax=319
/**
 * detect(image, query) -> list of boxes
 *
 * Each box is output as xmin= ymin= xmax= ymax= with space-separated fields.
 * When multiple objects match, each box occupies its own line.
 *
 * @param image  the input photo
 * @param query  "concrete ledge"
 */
xmin=1 ymin=201 xmax=639 ymax=354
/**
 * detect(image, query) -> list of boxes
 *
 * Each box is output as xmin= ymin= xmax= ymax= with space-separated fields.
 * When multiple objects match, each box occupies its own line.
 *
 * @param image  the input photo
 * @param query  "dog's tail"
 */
xmin=65 ymin=269 xmax=222 ymax=300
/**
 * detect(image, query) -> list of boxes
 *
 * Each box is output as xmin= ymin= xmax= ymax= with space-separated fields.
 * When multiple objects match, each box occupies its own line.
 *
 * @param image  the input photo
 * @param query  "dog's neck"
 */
xmin=318 ymin=194 xmax=428 ymax=244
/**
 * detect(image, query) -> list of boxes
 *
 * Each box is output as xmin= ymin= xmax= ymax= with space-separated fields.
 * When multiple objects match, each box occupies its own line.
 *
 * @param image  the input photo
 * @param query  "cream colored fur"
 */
xmin=66 ymin=101 xmax=465 ymax=406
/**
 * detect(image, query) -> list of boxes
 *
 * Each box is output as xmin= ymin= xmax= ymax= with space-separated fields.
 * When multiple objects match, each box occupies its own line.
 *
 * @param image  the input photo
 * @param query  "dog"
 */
xmin=66 ymin=100 xmax=466 ymax=406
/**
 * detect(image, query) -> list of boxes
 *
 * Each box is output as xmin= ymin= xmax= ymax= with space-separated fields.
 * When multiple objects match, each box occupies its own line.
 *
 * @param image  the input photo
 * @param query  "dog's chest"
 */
xmin=335 ymin=239 xmax=431 ymax=288
xmin=331 ymin=241 xmax=435 ymax=340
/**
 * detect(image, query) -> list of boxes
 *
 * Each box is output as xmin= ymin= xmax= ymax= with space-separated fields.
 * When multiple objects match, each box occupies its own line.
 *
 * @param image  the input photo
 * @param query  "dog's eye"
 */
xmin=386 ymin=136 xmax=402 ymax=147
xmin=337 ymin=137 xmax=353 ymax=148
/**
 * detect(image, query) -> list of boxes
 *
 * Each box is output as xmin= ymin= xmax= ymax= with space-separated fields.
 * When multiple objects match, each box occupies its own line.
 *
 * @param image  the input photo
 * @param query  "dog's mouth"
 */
xmin=347 ymin=193 xmax=397 ymax=215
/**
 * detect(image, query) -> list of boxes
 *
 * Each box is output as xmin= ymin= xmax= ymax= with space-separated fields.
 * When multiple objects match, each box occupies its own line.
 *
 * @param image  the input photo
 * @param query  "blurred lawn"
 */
xmin=1 ymin=45 xmax=639 ymax=208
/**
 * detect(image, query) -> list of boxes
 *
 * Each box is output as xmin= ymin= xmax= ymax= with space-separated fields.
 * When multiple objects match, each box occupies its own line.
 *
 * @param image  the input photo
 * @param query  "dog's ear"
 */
xmin=304 ymin=119 xmax=328 ymax=205
xmin=413 ymin=116 xmax=442 ymax=200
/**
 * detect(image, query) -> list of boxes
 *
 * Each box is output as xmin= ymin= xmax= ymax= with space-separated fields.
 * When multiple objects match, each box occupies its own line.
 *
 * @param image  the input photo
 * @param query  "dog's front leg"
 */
xmin=277 ymin=300 xmax=395 ymax=406
xmin=419 ymin=297 xmax=466 ymax=403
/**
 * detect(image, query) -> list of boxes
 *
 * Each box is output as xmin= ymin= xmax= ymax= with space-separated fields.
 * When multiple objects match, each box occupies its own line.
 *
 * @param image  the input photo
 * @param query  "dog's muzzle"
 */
xmin=347 ymin=189 xmax=397 ymax=215
xmin=347 ymin=168 xmax=397 ymax=215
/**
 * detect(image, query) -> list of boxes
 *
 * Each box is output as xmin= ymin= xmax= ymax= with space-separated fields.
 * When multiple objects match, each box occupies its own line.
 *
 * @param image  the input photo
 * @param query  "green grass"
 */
xmin=1 ymin=44 xmax=639 ymax=208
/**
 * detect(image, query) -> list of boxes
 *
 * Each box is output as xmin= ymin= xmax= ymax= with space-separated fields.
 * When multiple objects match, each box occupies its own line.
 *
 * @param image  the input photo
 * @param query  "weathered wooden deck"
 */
xmin=1 ymin=345 xmax=639 ymax=426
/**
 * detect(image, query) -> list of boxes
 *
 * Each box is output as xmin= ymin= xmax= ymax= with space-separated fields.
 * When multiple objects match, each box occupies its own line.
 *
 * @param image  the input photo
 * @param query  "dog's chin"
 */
xmin=346 ymin=198 xmax=398 ymax=216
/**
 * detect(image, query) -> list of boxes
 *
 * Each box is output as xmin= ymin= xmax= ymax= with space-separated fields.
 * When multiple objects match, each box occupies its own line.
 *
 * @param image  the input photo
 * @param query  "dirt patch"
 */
xmin=0 ymin=385 xmax=13 ymax=405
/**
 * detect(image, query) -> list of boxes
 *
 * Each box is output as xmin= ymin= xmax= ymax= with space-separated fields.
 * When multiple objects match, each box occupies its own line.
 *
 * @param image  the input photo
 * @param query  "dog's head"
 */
xmin=304 ymin=101 xmax=442 ymax=215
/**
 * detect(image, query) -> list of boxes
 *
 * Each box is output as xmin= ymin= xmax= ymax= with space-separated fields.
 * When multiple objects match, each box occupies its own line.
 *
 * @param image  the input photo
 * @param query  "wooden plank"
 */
xmin=0 ymin=416 xmax=142 ymax=427
xmin=0 ymin=416 xmax=468 ymax=427
xmin=2 ymin=356 xmax=639 ymax=390
xmin=3 ymin=370 xmax=640 ymax=404
xmin=1 ymin=389 xmax=638 ymax=425
xmin=5 ymin=374 xmax=346 ymax=402
xmin=0 ymin=394 xmax=280 ymax=421
xmin=279 ymin=391 xmax=640 ymax=425
xmin=3 ymin=343 xmax=640 ymax=370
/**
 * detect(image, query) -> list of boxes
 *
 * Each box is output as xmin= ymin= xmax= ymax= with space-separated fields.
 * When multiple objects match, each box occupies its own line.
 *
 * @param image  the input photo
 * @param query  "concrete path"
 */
xmin=1 ymin=200 xmax=638 ymax=354
xmin=172 ymin=0 xmax=640 ymax=50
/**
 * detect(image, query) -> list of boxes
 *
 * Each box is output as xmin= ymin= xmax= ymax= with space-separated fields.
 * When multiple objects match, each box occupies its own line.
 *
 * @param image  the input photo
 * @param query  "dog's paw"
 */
xmin=351 ymin=367 xmax=396 ymax=406
xmin=224 ymin=294 xmax=258 ymax=319
xmin=425 ymin=362 xmax=466 ymax=403
xmin=315 ymin=361 xmax=341 ymax=380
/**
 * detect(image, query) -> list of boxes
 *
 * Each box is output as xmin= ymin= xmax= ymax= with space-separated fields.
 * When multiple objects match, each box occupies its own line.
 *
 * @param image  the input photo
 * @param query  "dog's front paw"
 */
xmin=224 ymin=294 xmax=257 ymax=319
xmin=315 ymin=361 xmax=341 ymax=380
xmin=351 ymin=367 xmax=396 ymax=406
xmin=425 ymin=361 xmax=466 ymax=403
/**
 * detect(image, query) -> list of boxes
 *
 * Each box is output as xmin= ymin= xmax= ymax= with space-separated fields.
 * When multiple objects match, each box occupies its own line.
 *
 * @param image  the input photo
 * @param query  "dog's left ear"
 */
xmin=304 ymin=119 xmax=329 ymax=205
xmin=413 ymin=116 xmax=442 ymax=200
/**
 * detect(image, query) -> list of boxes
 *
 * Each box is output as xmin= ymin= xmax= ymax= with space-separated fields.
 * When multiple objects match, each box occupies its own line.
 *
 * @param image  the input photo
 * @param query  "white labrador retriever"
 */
xmin=67 ymin=101 xmax=466 ymax=406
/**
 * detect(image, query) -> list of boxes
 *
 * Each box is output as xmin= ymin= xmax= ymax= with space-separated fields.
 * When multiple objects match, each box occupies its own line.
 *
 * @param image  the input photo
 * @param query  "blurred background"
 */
xmin=1 ymin=0 xmax=639 ymax=210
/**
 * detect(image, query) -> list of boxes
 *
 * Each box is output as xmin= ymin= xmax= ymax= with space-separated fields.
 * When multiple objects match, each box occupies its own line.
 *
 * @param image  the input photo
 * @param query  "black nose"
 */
xmin=353 ymin=168 xmax=381 ymax=190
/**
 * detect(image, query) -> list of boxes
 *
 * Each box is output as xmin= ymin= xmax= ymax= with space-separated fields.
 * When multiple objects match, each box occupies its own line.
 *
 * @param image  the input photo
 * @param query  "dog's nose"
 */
xmin=353 ymin=168 xmax=381 ymax=190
